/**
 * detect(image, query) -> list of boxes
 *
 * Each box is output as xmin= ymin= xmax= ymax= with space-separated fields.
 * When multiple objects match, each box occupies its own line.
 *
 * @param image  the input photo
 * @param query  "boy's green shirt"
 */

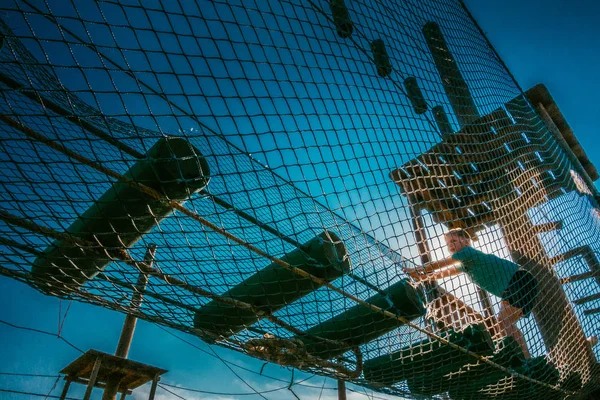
xmin=452 ymin=246 xmax=519 ymax=297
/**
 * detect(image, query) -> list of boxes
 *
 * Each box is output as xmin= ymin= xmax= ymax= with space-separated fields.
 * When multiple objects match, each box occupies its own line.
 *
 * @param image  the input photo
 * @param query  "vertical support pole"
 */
xmin=103 ymin=244 xmax=157 ymax=400
xmin=423 ymin=18 xmax=490 ymax=332
xmin=337 ymin=379 xmax=347 ymax=400
xmin=120 ymin=391 xmax=127 ymax=400
xmin=83 ymin=357 xmax=102 ymax=400
xmin=148 ymin=373 xmax=160 ymax=400
xmin=115 ymin=244 xmax=157 ymax=358
xmin=406 ymin=193 xmax=440 ymax=332
xmin=59 ymin=378 xmax=72 ymax=400
xmin=533 ymin=101 xmax=600 ymax=198
xmin=407 ymin=197 xmax=432 ymax=265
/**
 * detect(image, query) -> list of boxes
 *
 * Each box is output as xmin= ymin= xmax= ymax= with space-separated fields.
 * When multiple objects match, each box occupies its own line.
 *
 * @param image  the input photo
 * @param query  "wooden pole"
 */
xmin=148 ymin=373 xmax=160 ymax=400
xmin=534 ymin=102 xmax=600 ymax=199
xmin=406 ymin=194 xmax=439 ymax=332
xmin=423 ymin=22 xmax=478 ymax=127
xmin=58 ymin=378 xmax=72 ymax=400
xmin=115 ymin=244 xmax=157 ymax=358
xmin=102 ymin=245 xmax=157 ymax=400
xmin=407 ymin=200 xmax=431 ymax=266
xmin=424 ymin=14 xmax=500 ymax=334
xmin=337 ymin=379 xmax=347 ymax=400
xmin=497 ymin=201 xmax=596 ymax=379
xmin=83 ymin=357 xmax=102 ymax=400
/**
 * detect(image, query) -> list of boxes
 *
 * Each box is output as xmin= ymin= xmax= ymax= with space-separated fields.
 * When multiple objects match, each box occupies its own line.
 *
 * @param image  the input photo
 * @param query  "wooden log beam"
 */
xmin=526 ymin=84 xmax=599 ymax=183
xmin=574 ymin=293 xmax=600 ymax=306
xmin=560 ymin=271 xmax=600 ymax=285
xmin=583 ymin=308 xmax=600 ymax=316
xmin=406 ymin=195 xmax=441 ymax=332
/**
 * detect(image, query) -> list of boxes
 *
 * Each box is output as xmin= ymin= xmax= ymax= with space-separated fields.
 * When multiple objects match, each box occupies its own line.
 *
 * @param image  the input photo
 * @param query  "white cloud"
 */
xmin=131 ymin=371 xmax=405 ymax=400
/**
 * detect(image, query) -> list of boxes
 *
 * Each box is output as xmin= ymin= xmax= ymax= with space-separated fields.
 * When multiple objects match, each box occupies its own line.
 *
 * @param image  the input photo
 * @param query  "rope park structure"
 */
xmin=0 ymin=0 xmax=599 ymax=398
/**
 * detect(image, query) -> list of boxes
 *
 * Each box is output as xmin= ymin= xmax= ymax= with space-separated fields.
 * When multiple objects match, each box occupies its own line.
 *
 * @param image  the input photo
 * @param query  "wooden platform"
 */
xmin=60 ymin=349 xmax=167 ymax=399
xmin=390 ymin=95 xmax=573 ymax=239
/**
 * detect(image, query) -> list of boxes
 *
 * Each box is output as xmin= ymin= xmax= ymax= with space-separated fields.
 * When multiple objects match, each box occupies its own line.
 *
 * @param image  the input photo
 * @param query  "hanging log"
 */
xmin=297 ymin=279 xmax=426 ymax=359
xmin=194 ymin=231 xmax=351 ymax=340
xmin=407 ymin=336 xmax=524 ymax=396
xmin=371 ymin=39 xmax=392 ymax=77
xmin=433 ymin=105 xmax=453 ymax=135
xmin=329 ymin=0 xmax=354 ymax=38
xmin=449 ymin=356 xmax=560 ymax=400
xmin=404 ymin=77 xmax=428 ymax=114
xmin=363 ymin=323 xmax=494 ymax=386
xmin=423 ymin=22 xmax=478 ymax=127
xmin=32 ymin=137 xmax=210 ymax=288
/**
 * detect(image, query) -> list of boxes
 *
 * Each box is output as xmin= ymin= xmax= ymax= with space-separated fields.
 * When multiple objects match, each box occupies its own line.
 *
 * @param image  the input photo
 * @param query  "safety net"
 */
xmin=0 ymin=0 xmax=599 ymax=398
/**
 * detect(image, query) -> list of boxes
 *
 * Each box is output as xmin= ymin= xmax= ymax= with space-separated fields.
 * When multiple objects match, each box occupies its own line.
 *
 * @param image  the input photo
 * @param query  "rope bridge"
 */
xmin=0 ymin=0 xmax=599 ymax=398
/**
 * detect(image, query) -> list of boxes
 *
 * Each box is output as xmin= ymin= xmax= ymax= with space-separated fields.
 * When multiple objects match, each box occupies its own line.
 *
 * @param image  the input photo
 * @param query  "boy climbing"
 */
xmin=404 ymin=228 xmax=538 ymax=358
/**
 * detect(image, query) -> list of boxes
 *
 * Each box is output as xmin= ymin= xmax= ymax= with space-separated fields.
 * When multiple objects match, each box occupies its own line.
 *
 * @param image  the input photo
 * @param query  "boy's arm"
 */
xmin=403 ymin=257 xmax=461 ymax=280
xmin=420 ymin=265 xmax=462 ymax=281
xmin=423 ymin=257 xmax=458 ymax=272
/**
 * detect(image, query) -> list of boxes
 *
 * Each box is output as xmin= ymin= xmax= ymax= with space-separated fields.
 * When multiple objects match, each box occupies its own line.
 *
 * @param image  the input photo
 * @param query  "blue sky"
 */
xmin=1 ymin=1 xmax=600 ymax=399
xmin=465 ymin=0 xmax=600 ymax=192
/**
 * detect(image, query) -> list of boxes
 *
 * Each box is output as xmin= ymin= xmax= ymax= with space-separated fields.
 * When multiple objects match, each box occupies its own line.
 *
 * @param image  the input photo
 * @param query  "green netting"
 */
xmin=0 ymin=0 xmax=599 ymax=399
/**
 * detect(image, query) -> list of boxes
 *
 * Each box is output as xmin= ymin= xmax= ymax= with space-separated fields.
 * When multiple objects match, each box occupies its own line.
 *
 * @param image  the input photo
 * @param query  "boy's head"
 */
xmin=444 ymin=228 xmax=472 ymax=254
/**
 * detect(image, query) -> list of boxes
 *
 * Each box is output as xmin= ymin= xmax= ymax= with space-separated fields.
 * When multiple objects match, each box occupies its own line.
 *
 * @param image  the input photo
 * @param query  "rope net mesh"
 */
xmin=0 ymin=0 xmax=599 ymax=398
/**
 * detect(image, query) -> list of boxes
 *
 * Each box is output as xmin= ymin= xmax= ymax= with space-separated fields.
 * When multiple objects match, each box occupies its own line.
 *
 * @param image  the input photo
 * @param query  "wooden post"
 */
xmin=115 ymin=244 xmax=157 ymax=358
xmin=58 ymin=378 xmax=72 ymax=400
xmin=148 ymin=373 xmax=160 ymax=400
xmin=407 ymin=198 xmax=432 ymax=266
xmin=499 ymin=98 xmax=596 ymax=383
xmin=406 ymin=193 xmax=439 ymax=332
xmin=337 ymin=379 xmax=347 ymax=400
xmin=83 ymin=357 xmax=102 ymax=400
xmin=102 ymin=244 xmax=157 ymax=400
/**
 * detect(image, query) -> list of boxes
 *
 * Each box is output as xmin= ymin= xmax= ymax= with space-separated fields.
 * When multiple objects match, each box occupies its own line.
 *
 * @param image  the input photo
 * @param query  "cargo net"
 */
xmin=0 ymin=0 xmax=599 ymax=399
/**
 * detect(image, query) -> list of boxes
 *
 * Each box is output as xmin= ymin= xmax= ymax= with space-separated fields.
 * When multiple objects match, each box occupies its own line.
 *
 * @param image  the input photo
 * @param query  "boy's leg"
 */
xmin=497 ymin=300 xmax=530 ymax=358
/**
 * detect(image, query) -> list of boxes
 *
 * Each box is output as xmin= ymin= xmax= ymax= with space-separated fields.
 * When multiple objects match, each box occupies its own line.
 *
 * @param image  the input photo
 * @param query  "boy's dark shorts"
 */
xmin=501 ymin=270 xmax=539 ymax=317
